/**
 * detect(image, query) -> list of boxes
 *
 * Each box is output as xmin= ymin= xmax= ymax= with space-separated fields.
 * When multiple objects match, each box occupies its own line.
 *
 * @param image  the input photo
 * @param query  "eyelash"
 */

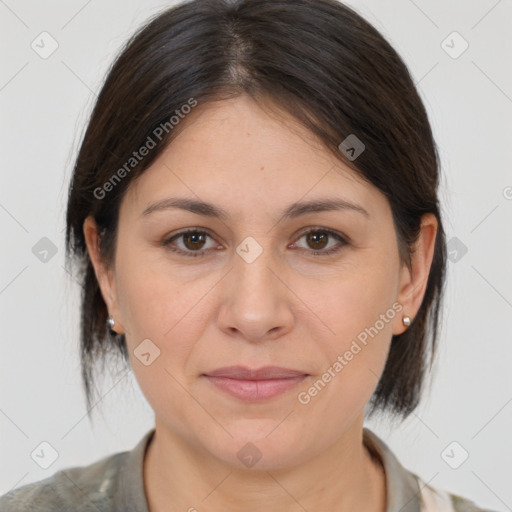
xmin=161 ymin=227 xmax=348 ymax=258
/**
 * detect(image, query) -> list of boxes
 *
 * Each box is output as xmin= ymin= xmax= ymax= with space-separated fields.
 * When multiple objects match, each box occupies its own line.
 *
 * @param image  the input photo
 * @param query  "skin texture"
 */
xmin=84 ymin=95 xmax=437 ymax=512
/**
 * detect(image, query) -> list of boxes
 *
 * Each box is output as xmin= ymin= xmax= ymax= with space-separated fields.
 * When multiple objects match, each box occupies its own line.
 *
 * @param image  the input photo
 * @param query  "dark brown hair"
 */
xmin=65 ymin=0 xmax=446 ymax=418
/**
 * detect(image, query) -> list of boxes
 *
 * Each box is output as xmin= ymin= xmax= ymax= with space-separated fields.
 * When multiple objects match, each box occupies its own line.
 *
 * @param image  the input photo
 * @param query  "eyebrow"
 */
xmin=141 ymin=196 xmax=369 ymax=222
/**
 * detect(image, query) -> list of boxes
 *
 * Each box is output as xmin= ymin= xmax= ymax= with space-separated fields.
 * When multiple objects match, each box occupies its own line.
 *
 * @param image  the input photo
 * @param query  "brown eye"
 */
xmin=163 ymin=227 xmax=347 ymax=259
xmin=181 ymin=231 xmax=207 ymax=250
xmin=305 ymin=230 xmax=329 ymax=250
xmin=163 ymin=229 xmax=217 ymax=257
xmin=293 ymin=228 xmax=348 ymax=256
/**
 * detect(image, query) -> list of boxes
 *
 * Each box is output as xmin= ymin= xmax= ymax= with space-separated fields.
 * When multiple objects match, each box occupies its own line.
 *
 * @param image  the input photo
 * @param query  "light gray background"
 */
xmin=1 ymin=0 xmax=511 ymax=510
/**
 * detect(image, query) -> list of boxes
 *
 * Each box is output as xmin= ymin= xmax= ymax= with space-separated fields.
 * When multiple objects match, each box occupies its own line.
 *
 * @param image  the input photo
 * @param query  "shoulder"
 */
xmin=362 ymin=428 xmax=499 ymax=512
xmin=0 ymin=450 xmax=129 ymax=512
xmin=450 ymin=493 xmax=498 ymax=512
xmin=418 ymin=477 xmax=499 ymax=512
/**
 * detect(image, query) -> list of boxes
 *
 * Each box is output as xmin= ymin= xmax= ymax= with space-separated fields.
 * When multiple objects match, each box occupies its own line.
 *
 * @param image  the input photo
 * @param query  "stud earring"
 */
xmin=107 ymin=315 xmax=116 ymax=332
xmin=402 ymin=315 xmax=411 ymax=327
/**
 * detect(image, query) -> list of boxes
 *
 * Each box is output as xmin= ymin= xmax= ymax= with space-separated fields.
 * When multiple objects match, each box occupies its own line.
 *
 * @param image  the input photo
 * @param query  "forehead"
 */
xmin=122 ymin=95 xmax=385 ymax=221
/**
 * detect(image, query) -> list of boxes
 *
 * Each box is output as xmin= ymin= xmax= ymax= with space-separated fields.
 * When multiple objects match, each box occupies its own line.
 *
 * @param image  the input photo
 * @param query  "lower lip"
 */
xmin=204 ymin=375 xmax=308 ymax=401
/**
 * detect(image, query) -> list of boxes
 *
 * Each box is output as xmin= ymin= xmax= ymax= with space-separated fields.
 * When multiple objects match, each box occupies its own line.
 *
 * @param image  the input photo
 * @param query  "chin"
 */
xmin=200 ymin=420 xmax=310 ymax=471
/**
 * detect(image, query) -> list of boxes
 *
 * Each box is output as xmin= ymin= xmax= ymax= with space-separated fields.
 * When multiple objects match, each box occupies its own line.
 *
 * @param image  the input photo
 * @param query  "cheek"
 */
xmin=114 ymin=256 xmax=211 ymax=423
xmin=295 ymin=247 xmax=400 ymax=410
xmin=115 ymin=236 xmax=197 ymax=332
xmin=305 ymin=247 xmax=399 ymax=355
xmin=114 ymin=245 xmax=223 ymax=383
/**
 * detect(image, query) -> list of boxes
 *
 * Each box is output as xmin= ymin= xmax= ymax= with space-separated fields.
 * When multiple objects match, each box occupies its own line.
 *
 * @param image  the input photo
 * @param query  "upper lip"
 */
xmin=204 ymin=366 xmax=308 ymax=380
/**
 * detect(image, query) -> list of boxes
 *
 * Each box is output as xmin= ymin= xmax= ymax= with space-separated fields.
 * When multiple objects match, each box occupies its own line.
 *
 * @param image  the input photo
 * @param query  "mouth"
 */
xmin=202 ymin=366 xmax=309 ymax=401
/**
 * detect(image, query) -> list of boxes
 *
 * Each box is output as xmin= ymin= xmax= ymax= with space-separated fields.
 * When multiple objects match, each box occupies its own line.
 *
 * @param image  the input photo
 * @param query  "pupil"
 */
xmin=308 ymin=231 xmax=328 ymax=250
xmin=184 ymin=232 xmax=205 ymax=250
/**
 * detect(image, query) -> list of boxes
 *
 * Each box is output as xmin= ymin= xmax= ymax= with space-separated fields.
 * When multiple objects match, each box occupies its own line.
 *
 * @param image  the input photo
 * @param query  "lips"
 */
xmin=205 ymin=365 xmax=307 ymax=380
xmin=203 ymin=366 xmax=308 ymax=401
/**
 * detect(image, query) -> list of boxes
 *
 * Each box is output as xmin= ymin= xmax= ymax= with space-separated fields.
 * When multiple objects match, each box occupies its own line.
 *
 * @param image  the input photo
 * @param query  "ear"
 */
xmin=393 ymin=213 xmax=438 ymax=335
xmin=83 ymin=216 xmax=124 ymax=335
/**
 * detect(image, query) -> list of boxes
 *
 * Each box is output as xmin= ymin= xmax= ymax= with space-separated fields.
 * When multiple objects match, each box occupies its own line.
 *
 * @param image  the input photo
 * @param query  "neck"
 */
xmin=143 ymin=418 xmax=386 ymax=512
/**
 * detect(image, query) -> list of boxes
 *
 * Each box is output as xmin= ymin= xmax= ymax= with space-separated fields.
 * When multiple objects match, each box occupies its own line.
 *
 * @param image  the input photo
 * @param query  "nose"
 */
xmin=216 ymin=246 xmax=295 ymax=343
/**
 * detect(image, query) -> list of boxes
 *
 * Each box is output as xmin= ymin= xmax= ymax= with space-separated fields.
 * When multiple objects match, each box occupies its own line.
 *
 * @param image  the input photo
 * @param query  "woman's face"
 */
xmin=86 ymin=95 xmax=434 ymax=469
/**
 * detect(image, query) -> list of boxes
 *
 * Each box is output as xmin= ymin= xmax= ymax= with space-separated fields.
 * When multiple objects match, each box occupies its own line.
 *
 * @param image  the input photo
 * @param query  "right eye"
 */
xmin=162 ymin=229 xmax=220 ymax=258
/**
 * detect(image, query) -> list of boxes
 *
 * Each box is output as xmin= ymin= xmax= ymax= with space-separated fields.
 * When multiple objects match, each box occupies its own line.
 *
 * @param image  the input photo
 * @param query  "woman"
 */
xmin=0 ymin=0 xmax=498 ymax=510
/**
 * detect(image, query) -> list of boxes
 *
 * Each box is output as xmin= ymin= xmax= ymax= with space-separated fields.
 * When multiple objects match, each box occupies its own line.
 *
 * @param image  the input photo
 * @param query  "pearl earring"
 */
xmin=402 ymin=315 xmax=411 ymax=327
xmin=107 ymin=315 xmax=115 ymax=331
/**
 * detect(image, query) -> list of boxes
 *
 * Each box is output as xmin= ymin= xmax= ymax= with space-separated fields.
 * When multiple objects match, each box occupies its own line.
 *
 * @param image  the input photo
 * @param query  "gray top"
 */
xmin=0 ymin=428 xmax=496 ymax=511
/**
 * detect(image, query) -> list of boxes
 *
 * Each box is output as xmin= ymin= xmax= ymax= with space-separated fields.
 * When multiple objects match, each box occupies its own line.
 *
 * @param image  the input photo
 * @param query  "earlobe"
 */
xmin=393 ymin=213 xmax=438 ymax=335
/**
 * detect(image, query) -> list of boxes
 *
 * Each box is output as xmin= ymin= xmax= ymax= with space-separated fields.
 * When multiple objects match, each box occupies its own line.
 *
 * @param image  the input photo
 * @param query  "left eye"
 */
xmin=292 ymin=228 xmax=347 ymax=255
